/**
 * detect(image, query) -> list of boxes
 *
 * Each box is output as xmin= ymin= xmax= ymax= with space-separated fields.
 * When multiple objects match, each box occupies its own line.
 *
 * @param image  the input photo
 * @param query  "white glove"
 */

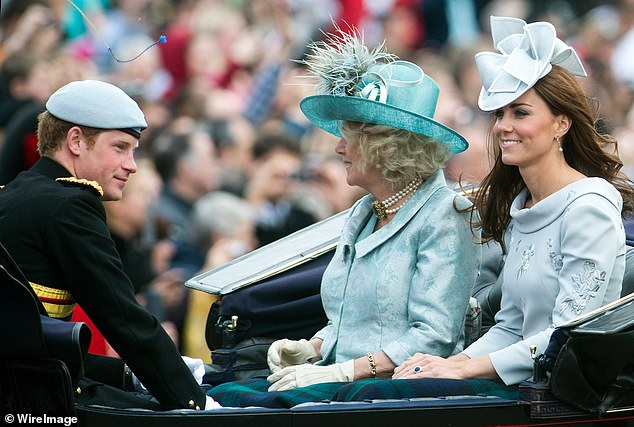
xmin=267 ymin=360 xmax=354 ymax=392
xmin=267 ymin=339 xmax=318 ymax=373
xmin=132 ymin=356 xmax=205 ymax=391
xmin=182 ymin=356 xmax=205 ymax=385
xmin=205 ymin=396 xmax=222 ymax=409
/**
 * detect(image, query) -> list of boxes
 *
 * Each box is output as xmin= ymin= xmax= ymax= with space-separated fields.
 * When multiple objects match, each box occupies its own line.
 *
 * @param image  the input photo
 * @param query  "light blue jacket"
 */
xmin=314 ymin=171 xmax=481 ymax=365
xmin=464 ymin=178 xmax=625 ymax=384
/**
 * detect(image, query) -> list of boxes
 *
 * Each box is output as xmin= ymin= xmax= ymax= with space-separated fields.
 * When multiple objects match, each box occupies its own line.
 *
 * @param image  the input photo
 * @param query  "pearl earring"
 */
xmin=556 ymin=136 xmax=563 ymax=152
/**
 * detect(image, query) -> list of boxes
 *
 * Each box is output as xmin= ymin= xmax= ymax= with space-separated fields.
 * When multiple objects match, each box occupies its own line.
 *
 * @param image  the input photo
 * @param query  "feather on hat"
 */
xmin=299 ymin=29 xmax=468 ymax=154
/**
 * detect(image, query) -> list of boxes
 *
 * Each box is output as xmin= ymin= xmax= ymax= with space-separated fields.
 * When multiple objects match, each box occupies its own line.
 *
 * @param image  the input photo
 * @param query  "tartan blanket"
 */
xmin=207 ymin=377 xmax=519 ymax=409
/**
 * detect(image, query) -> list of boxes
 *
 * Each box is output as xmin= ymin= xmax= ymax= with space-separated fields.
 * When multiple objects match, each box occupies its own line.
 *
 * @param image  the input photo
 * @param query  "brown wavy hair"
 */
xmin=473 ymin=65 xmax=634 ymax=252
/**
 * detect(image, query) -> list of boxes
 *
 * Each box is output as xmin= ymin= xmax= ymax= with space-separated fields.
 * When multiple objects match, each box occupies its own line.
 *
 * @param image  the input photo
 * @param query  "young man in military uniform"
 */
xmin=0 ymin=80 xmax=220 ymax=410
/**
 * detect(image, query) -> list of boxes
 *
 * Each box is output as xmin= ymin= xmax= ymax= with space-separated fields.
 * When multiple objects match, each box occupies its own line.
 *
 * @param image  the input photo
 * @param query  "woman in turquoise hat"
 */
xmin=263 ymin=29 xmax=481 ymax=392
xmin=394 ymin=16 xmax=634 ymax=385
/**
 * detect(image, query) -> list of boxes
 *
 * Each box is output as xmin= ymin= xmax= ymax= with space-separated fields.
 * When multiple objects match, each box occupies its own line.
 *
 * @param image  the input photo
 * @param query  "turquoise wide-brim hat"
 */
xmin=300 ymin=60 xmax=468 ymax=155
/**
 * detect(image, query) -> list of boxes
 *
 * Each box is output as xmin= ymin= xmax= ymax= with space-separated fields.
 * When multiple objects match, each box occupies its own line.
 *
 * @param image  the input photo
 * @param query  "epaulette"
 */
xmin=55 ymin=177 xmax=104 ymax=197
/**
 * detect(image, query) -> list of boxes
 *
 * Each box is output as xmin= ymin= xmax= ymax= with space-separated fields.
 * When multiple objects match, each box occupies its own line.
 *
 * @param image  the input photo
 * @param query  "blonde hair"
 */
xmin=37 ymin=111 xmax=101 ymax=156
xmin=340 ymin=121 xmax=451 ymax=188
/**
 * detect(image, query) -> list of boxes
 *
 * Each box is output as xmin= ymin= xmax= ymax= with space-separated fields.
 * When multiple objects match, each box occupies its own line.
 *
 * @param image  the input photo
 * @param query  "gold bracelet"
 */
xmin=367 ymin=352 xmax=377 ymax=377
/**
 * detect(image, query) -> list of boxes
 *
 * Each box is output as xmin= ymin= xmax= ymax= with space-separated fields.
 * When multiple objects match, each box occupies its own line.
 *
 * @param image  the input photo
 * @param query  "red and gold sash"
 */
xmin=29 ymin=282 xmax=76 ymax=319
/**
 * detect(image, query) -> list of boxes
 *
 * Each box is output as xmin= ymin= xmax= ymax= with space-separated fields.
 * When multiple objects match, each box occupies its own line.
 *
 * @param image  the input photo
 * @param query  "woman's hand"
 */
xmin=393 ymin=352 xmax=497 ymax=380
xmin=393 ymin=353 xmax=467 ymax=379
xmin=267 ymin=361 xmax=354 ymax=391
xmin=267 ymin=339 xmax=320 ymax=373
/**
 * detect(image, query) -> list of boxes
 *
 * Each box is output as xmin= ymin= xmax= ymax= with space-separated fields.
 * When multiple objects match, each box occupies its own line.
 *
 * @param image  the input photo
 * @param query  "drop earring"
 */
xmin=556 ymin=136 xmax=563 ymax=152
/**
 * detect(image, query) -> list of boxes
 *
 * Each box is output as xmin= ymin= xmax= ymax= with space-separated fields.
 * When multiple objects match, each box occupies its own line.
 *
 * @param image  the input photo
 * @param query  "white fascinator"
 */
xmin=475 ymin=16 xmax=587 ymax=111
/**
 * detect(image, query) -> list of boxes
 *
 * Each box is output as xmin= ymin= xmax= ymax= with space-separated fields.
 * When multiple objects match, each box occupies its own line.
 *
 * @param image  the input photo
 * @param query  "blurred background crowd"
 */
xmin=1 ymin=0 xmax=633 ymax=362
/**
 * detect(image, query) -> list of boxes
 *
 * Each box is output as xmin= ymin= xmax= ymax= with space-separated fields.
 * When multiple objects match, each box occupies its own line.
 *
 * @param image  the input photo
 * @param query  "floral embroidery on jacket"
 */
xmin=547 ymin=238 xmax=563 ymax=272
xmin=517 ymin=243 xmax=535 ymax=279
xmin=562 ymin=261 xmax=605 ymax=315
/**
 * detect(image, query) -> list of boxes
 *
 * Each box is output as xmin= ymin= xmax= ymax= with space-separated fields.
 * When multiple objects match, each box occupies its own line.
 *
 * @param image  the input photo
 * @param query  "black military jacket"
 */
xmin=0 ymin=157 xmax=206 ymax=410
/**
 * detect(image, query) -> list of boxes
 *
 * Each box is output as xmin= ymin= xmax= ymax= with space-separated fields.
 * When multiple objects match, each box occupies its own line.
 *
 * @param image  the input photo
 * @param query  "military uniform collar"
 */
xmin=31 ymin=157 xmax=104 ymax=197
xmin=31 ymin=156 xmax=73 ymax=180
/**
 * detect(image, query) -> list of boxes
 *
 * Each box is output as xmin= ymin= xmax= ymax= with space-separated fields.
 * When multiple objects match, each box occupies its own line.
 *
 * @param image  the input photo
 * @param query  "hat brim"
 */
xmin=300 ymin=95 xmax=468 ymax=154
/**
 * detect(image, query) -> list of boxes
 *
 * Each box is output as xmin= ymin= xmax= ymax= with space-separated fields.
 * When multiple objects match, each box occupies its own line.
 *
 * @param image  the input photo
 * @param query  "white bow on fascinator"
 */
xmin=475 ymin=16 xmax=587 ymax=111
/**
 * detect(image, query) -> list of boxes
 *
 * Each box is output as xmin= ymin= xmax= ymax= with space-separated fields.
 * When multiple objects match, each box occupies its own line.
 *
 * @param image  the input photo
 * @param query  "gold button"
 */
xmin=76 ymin=387 xmax=81 ymax=395
xmin=195 ymin=405 xmax=201 ymax=410
xmin=188 ymin=400 xmax=195 ymax=408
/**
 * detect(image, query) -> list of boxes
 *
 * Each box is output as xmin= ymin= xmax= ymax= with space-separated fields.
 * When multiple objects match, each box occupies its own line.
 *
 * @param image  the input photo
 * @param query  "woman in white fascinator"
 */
xmin=394 ymin=16 xmax=634 ymax=385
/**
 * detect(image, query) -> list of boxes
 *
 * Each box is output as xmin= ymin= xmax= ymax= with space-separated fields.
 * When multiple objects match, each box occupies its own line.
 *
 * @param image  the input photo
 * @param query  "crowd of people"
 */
xmin=2 ymin=0 xmax=634 ymax=409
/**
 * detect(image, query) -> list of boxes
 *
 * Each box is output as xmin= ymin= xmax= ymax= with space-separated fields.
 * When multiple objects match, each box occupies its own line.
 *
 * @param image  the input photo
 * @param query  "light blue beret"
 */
xmin=46 ymin=80 xmax=147 ymax=138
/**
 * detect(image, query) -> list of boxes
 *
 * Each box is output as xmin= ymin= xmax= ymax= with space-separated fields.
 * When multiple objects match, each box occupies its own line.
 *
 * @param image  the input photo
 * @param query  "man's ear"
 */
xmin=67 ymin=127 xmax=84 ymax=156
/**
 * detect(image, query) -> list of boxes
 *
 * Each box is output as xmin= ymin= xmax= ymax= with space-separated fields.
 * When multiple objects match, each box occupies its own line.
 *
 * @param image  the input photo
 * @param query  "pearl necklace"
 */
xmin=372 ymin=177 xmax=422 ymax=219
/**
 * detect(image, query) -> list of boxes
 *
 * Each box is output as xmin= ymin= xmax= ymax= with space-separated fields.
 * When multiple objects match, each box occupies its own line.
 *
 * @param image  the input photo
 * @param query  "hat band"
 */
xmin=359 ymin=61 xmax=425 ymax=105
xmin=119 ymin=128 xmax=142 ymax=139
xmin=360 ymin=76 xmax=388 ymax=103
